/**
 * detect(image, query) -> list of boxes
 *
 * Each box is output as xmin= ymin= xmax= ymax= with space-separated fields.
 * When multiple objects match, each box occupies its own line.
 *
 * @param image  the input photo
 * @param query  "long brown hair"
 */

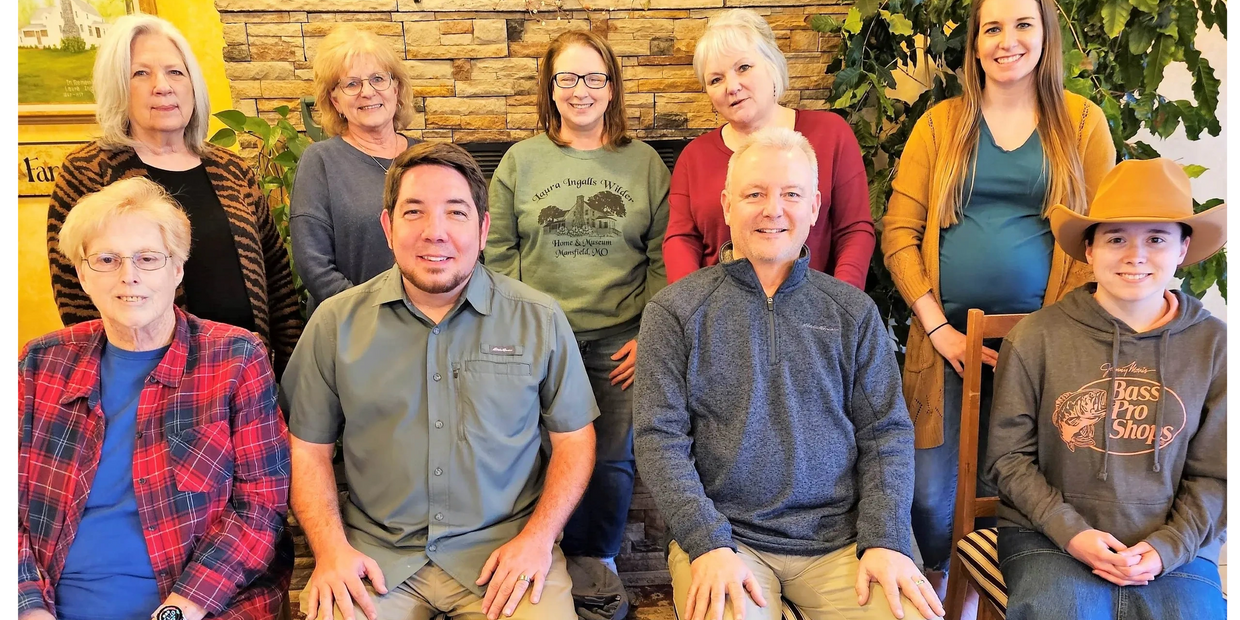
xmin=932 ymin=0 xmax=1087 ymax=228
xmin=537 ymin=31 xmax=631 ymax=149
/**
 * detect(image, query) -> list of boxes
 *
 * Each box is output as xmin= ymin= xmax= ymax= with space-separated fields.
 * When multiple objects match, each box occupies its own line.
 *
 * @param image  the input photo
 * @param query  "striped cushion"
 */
xmin=782 ymin=601 xmax=808 ymax=620
xmin=956 ymin=528 xmax=1007 ymax=616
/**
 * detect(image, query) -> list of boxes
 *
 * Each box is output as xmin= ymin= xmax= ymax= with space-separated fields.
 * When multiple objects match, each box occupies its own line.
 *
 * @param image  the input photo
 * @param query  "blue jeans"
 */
xmin=560 ymin=325 xmax=638 ymax=559
xmin=999 ymin=527 xmax=1226 ymax=620
xmin=911 ymin=357 xmax=999 ymax=572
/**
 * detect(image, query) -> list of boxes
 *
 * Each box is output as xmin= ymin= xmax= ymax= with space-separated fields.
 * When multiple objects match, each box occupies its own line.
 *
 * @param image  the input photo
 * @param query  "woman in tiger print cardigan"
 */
xmin=47 ymin=15 xmax=302 ymax=377
xmin=48 ymin=143 xmax=304 ymax=377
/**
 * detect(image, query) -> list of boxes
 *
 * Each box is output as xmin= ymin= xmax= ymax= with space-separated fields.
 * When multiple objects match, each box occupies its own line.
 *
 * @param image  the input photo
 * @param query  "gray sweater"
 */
xmin=290 ymin=135 xmax=417 ymax=313
xmin=633 ymin=246 xmax=915 ymax=561
xmin=985 ymin=285 xmax=1226 ymax=574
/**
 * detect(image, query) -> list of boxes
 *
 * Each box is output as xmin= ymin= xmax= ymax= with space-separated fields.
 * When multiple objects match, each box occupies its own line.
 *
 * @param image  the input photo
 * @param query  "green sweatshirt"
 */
xmin=486 ymin=133 xmax=670 ymax=340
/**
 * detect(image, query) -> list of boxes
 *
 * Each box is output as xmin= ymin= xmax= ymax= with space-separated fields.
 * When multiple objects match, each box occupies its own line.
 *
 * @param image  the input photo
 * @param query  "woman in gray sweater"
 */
xmin=486 ymin=30 xmax=670 ymax=571
xmin=291 ymin=26 xmax=419 ymax=313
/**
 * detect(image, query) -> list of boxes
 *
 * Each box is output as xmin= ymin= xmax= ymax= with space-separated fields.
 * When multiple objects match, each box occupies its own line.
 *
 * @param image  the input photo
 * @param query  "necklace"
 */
xmin=348 ymin=134 xmax=400 ymax=173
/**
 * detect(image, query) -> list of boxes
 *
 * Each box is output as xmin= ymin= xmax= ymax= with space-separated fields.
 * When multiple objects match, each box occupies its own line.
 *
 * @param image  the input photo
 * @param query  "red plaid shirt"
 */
xmin=18 ymin=308 xmax=292 ymax=618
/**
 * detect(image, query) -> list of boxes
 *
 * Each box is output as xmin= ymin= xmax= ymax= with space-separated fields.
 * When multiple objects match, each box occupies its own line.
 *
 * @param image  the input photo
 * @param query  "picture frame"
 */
xmin=17 ymin=0 xmax=159 ymax=123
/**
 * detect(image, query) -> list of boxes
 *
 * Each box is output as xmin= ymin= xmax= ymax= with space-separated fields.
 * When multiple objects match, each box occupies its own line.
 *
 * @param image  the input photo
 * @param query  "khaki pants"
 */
xmin=329 ymin=546 xmax=576 ymax=620
xmin=668 ymin=541 xmax=928 ymax=620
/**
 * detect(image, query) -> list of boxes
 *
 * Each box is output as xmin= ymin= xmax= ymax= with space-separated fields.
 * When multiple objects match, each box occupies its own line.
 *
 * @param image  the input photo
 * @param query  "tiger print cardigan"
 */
xmin=46 ymin=141 xmax=304 ymax=377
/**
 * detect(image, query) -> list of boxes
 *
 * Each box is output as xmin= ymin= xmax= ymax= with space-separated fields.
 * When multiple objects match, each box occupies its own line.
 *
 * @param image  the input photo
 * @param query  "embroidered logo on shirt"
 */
xmin=1051 ymin=370 xmax=1186 ymax=455
xmin=483 ymin=344 xmax=522 ymax=355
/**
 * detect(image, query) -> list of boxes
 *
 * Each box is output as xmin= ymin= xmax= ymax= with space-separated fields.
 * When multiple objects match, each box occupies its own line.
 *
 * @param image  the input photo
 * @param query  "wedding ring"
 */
xmin=518 ymin=574 xmax=532 ymax=583
xmin=914 ymin=579 xmax=927 ymax=585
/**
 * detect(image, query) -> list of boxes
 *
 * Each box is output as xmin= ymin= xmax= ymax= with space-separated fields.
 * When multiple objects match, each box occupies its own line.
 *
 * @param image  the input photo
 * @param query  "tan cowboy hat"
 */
xmin=1049 ymin=158 xmax=1227 ymax=265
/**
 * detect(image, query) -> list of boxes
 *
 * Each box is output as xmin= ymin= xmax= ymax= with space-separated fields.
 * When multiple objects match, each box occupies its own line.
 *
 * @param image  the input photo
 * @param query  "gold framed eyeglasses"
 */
xmin=83 ymin=251 xmax=170 ymax=272
xmin=337 ymin=72 xmax=394 ymax=96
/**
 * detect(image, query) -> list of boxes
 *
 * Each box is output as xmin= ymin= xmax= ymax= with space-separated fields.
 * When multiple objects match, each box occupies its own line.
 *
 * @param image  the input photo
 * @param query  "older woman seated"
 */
xmin=19 ymin=178 xmax=292 ymax=620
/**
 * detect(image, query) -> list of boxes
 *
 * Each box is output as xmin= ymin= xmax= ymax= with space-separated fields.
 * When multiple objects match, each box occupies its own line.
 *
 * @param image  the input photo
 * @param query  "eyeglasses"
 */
xmin=83 ymin=251 xmax=170 ymax=272
xmin=553 ymin=72 xmax=610 ymax=89
xmin=336 ymin=73 xmax=394 ymax=97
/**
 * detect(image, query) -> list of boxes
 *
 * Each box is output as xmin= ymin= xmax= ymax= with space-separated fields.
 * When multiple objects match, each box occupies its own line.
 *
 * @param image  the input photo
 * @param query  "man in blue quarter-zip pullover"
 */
xmin=634 ymin=127 xmax=941 ymax=620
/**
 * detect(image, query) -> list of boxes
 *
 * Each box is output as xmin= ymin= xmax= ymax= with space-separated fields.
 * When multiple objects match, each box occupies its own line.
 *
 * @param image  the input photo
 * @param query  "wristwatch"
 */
xmin=154 ymin=605 xmax=184 ymax=620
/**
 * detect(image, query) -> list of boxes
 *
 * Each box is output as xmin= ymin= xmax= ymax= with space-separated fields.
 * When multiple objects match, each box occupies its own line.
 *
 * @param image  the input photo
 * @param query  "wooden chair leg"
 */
xmin=944 ymin=553 xmax=970 ymax=620
xmin=978 ymin=597 xmax=1003 ymax=620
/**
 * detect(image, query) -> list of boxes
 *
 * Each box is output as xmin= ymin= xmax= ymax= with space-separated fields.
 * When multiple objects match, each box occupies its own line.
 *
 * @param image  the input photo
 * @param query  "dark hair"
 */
xmin=1083 ymin=222 xmax=1193 ymax=244
xmin=537 ymin=30 xmax=631 ymax=149
xmin=382 ymin=142 xmax=489 ymax=222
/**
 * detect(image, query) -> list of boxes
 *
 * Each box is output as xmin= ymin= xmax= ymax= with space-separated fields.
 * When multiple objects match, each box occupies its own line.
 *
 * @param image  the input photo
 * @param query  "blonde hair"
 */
xmin=693 ymin=9 xmax=790 ymax=101
xmin=932 ymin=0 xmax=1087 ymax=227
xmin=537 ymin=31 xmax=631 ymax=149
xmin=313 ymin=26 xmax=416 ymax=137
xmin=60 ymin=177 xmax=192 ymax=266
xmin=726 ymin=127 xmax=818 ymax=189
xmin=93 ymin=14 xmax=211 ymax=155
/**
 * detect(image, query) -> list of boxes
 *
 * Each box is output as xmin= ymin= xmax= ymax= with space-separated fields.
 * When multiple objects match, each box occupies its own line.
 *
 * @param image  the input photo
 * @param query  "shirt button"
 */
xmin=147 ymin=525 xmax=156 ymax=532
xmin=428 ymin=544 xmax=437 ymax=552
xmin=138 ymin=478 xmax=147 ymax=484
xmin=135 ymin=431 xmax=143 ymax=439
xmin=432 ymin=327 xmax=440 ymax=335
xmin=434 ymin=467 xmax=443 ymax=476
xmin=433 ymin=373 xmax=442 ymax=381
xmin=435 ymin=513 xmax=444 ymax=521
xmin=434 ymin=420 xmax=444 ymax=429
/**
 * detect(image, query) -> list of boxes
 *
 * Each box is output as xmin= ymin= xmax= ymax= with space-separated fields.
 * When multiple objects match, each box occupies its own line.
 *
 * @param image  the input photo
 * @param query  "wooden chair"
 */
xmin=943 ymin=309 xmax=1027 ymax=620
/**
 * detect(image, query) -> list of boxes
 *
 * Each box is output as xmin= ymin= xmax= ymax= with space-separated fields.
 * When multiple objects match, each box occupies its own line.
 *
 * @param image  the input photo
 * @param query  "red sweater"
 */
xmin=665 ymin=109 xmax=875 ymax=288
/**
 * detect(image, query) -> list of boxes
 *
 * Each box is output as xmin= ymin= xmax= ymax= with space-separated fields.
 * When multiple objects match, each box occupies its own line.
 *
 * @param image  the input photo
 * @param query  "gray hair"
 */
xmin=93 ymin=14 xmax=211 ymax=155
xmin=60 ymin=177 xmax=192 ymax=266
xmin=693 ymin=9 xmax=790 ymax=101
xmin=725 ymin=127 xmax=818 ymax=190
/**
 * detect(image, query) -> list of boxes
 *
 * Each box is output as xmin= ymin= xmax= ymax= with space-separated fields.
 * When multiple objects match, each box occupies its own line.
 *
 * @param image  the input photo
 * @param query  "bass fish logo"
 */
xmin=1052 ymin=389 xmax=1108 ymax=451
xmin=1051 ymin=376 xmax=1187 ymax=455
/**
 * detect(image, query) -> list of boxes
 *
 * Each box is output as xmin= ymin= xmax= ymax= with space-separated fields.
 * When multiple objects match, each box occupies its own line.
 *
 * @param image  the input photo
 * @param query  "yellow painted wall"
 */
xmin=18 ymin=0 xmax=233 ymax=350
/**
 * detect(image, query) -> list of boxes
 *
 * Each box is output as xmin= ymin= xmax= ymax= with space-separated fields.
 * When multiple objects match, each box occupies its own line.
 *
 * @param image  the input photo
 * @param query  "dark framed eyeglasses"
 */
xmin=553 ymin=72 xmax=610 ymax=89
xmin=336 ymin=72 xmax=394 ymax=96
xmin=83 ymin=251 xmax=171 ymax=272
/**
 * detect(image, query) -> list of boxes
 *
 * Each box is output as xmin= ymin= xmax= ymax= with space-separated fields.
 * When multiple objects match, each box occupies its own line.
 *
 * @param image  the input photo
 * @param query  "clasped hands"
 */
xmin=1066 ymin=529 xmax=1163 ymax=587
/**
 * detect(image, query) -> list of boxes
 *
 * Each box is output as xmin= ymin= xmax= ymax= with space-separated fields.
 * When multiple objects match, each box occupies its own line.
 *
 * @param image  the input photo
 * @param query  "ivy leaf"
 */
xmin=214 ymin=110 xmax=247 ymax=132
xmin=843 ymin=7 xmax=864 ymax=35
xmin=209 ymin=127 xmax=237 ymax=148
xmin=880 ymin=10 xmax=915 ymax=36
xmin=855 ymin=0 xmax=880 ymax=18
xmin=809 ymin=14 xmax=843 ymax=33
xmin=1064 ymin=77 xmax=1093 ymax=98
xmin=834 ymin=65 xmax=864 ymax=91
xmin=1215 ymin=0 xmax=1226 ymax=36
xmin=1175 ymin=100 xmax=1205 ymax=139
xmin=1196 ymin=198 xmax=1224 ymax=212
xmin=1182 ymin=164 xmax=1208 ymax=178
xmin=1143 ymin=34 xmax=1175 ymax=91
xmin=1191 ymin=57 xmax=1221 ymax=121
xmin=1198 ymin=0 xmax=1216 ymax=28
xmin=1126 ymin=21 xmax=1157 ymax=55
xmin=1150 ymin=101 xmax=1182 ymax=138
xmin=244 ymin=116 xmax=272 ymax=143
xmin=1102 ymin=0 xmax=1133 ymax=38
xmin=1132 ymin=92 xmax=1156 ymax=122
xmin=1129 ymin=0 xmax=1159 ymax=12
xmin=272 ymin=150 xmax=299 ymax=169
xmin=1064 ymin=49 xmax=1087 ymax=76
xmin=1101 ymin=93 xmax=1123 ymax=131
xmin=274 ymin=105 xmax=291 ymax=117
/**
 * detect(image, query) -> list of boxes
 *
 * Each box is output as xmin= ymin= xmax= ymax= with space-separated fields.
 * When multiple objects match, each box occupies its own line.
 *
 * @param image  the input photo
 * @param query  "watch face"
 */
xmin=155 ymin=605 xmax=184 ymax=620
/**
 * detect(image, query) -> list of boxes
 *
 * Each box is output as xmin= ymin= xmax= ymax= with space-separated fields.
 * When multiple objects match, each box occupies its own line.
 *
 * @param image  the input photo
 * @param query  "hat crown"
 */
xmin=1091 ymin=158 xmax=1194 ymax=220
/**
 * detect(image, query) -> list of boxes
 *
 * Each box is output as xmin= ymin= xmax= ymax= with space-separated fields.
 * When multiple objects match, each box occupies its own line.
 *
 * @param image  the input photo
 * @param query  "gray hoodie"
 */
xmin=985 ymin=284 xmax=1226 ymax=573
xmin=634 ymin=246 xmax=914 ymax=562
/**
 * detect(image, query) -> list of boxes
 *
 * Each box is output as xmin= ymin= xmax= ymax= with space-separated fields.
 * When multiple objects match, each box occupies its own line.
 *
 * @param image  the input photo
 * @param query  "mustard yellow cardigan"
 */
xmin=881 ymin=92 xmax=1116 ymax=449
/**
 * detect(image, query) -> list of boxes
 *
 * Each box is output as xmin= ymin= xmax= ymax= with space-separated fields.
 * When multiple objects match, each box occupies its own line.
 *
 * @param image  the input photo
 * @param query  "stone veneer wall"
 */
xmin=216 ymin=0 xmax=850 ymax=142
xmin=217 ymin=0 xmax=853 ymax=613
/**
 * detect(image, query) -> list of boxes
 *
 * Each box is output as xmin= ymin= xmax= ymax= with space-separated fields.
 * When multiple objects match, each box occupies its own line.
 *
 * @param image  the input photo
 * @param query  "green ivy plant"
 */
xmin=811 ymin=0 xmax=1226 ymax=354
xmin=208 ymin=105 xmax=316 ymax=307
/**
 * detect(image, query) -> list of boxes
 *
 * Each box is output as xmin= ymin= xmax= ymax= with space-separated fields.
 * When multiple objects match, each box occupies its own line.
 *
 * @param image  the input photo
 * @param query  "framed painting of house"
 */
xmin=18 ymin=0 xmax=158 ymax=121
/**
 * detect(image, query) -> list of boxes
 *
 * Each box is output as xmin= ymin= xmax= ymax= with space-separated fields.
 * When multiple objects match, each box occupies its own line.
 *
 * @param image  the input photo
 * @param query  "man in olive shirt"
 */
xmin=284 ymin=143 xmax=598 ymax=620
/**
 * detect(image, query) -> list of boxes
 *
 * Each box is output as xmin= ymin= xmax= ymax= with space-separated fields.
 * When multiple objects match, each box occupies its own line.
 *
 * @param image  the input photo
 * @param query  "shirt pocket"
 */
xmin=167 ymin=420 xmax=234 ymax=494
xmin=455 ymin=359 xmax=537 ymax=441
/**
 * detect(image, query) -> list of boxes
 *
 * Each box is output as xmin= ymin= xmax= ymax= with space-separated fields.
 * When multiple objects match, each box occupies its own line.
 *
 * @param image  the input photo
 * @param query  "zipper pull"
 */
xmin=767 ymin=297 xmax=774 ymax=311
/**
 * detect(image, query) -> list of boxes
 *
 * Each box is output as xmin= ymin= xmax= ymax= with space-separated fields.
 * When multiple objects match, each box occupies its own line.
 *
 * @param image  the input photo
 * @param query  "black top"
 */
xmin=146 ymin=164 xmax=256 ymax=332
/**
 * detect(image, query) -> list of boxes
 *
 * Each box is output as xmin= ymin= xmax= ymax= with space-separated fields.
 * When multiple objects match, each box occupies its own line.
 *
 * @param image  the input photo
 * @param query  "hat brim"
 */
xmin=1049 ymin=203 xmax=1228 ymax=265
